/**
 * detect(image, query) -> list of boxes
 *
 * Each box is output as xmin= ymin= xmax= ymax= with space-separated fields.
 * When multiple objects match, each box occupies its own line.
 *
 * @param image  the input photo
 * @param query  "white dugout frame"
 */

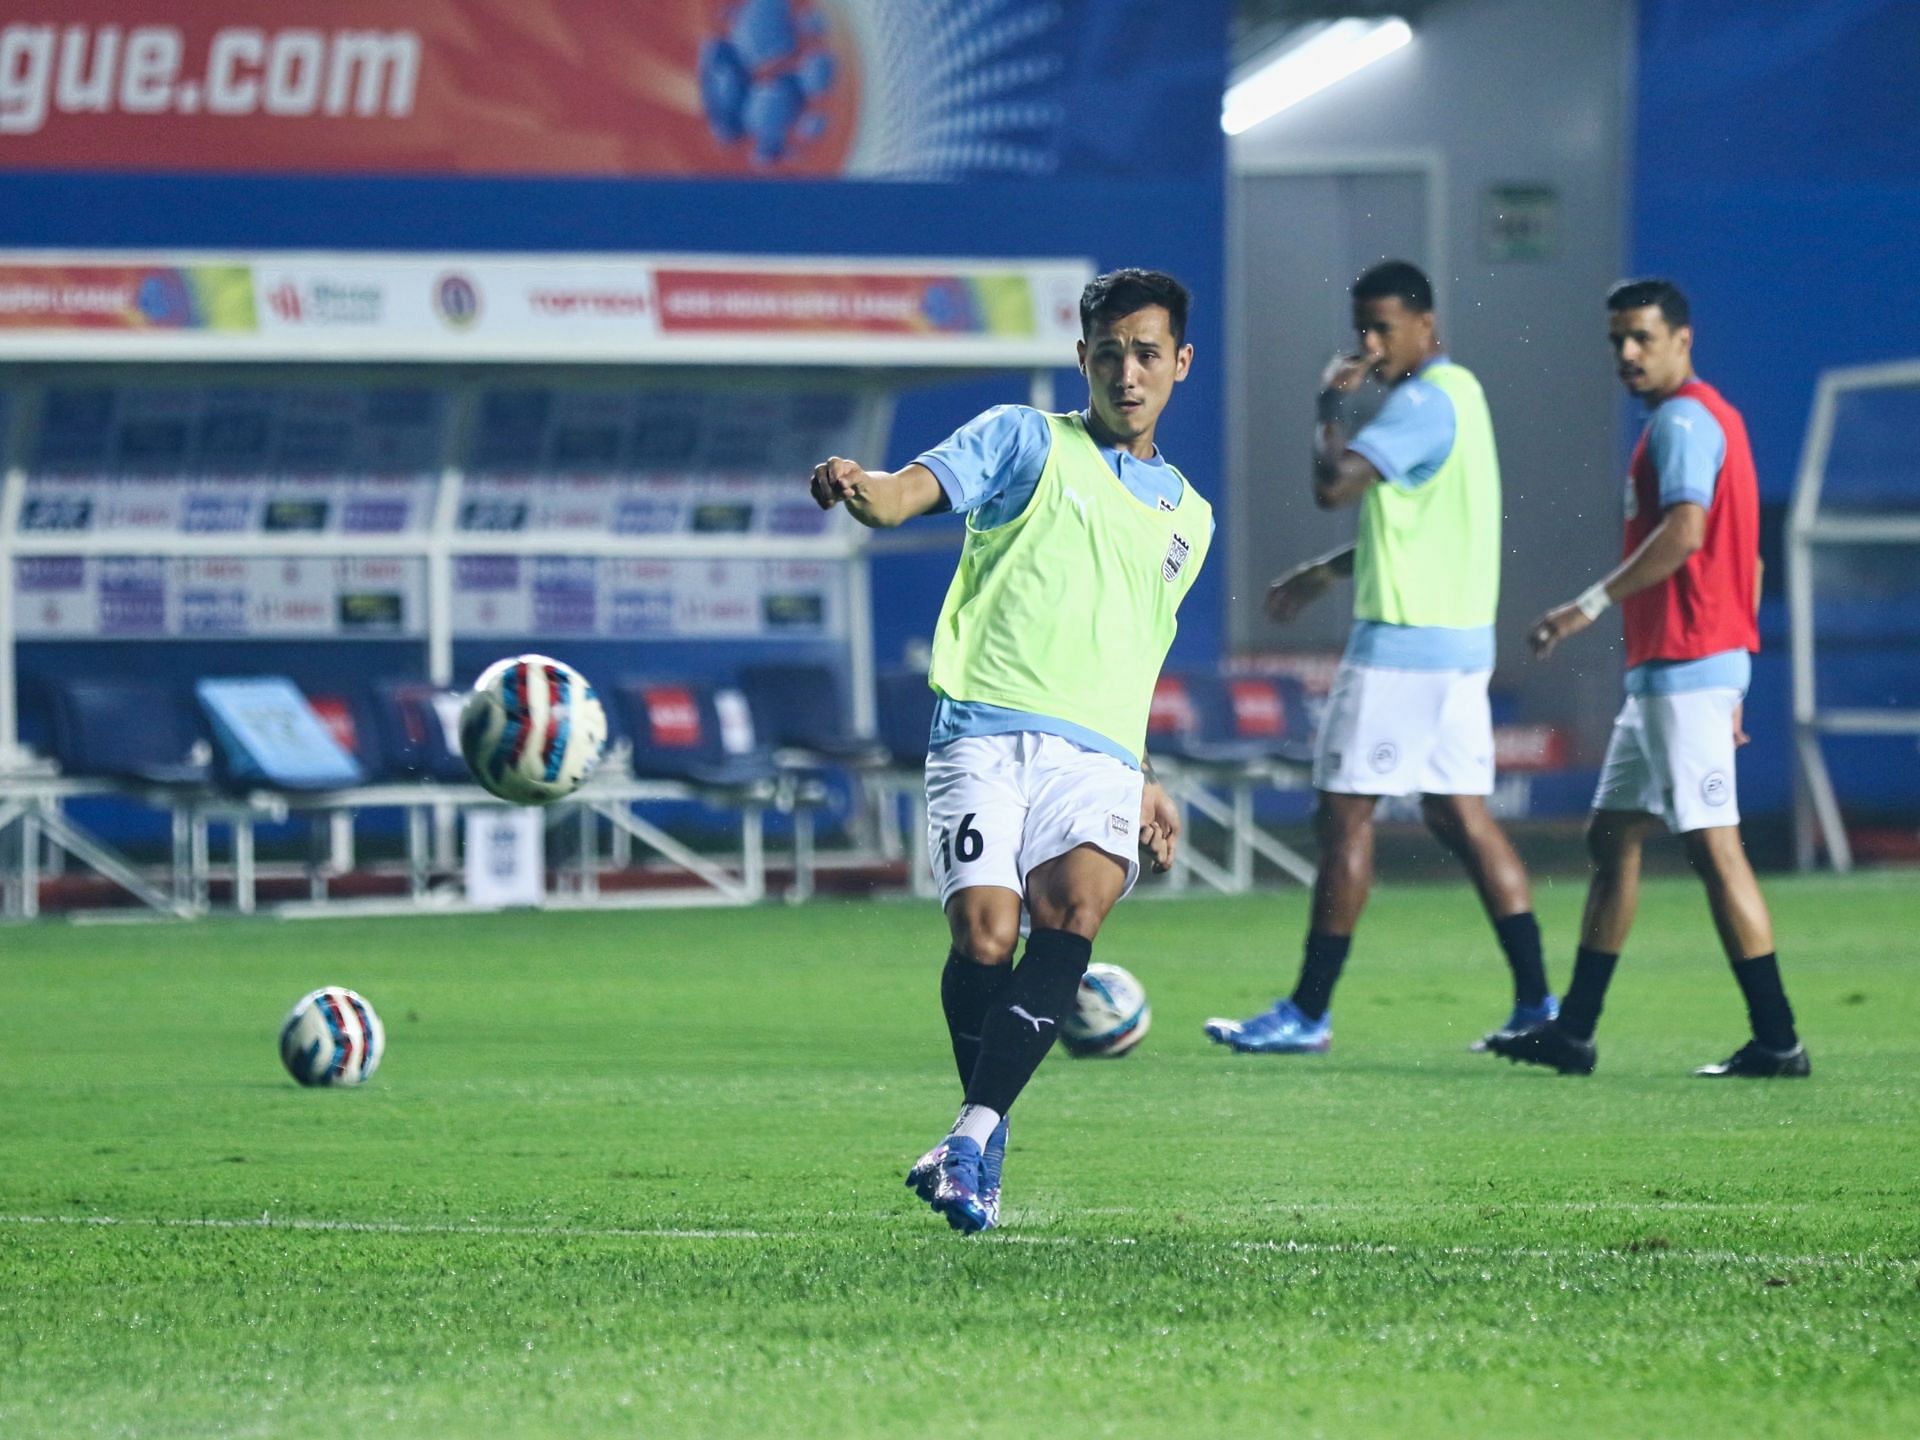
xmin=1786 ymin=356 xmax=1920 ymax=872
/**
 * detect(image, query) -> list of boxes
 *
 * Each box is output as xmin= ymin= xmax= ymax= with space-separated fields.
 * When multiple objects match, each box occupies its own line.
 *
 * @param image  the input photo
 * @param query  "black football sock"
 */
xmin=1730 ymin=953 xmax=1798 ymax=1052
xmin=940 ymin=949 xmax=1013 ymax=1088
xmin=1556 ymin=946 xmax=1620 ymax=1041
xmin=1493 ymin=911 xmax=1550 ymax=1008
xmin=963 ymin=929 xmax=1092 ymax=1116
xmin=1289 ymin=931 xmax=1351 ymax=1022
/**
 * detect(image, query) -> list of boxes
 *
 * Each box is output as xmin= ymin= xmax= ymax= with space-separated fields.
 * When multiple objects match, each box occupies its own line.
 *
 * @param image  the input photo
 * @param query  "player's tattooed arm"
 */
xmin=808 ymin=458 xmax=946 ymax=528
xmin=1531 ymin=502 xmax=1708 ymax=659
xmin=1267 ymin=543 xmax=1356 ymax=622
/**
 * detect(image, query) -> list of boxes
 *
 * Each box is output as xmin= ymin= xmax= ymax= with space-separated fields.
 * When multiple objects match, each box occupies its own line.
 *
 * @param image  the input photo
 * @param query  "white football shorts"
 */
xmin=1592 ymin=687 xmax=1742 ymax=833
xmin=1311 ymin=661 xmax=1495 ymax=797
xmin=923 ymin=732 xmax=1143 ymax=908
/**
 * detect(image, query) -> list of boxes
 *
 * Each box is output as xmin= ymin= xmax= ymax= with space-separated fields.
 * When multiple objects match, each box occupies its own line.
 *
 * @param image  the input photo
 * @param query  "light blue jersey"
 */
xmin=1348 ymin=363 xmax=1457 ymax=492
xmin=1625 ymin=391 xmax=1747 ymax=695
xmin=1342 ymin=356 xmax=1494 ymax=670
xmin=1646 ymin=395 xmax=1725 ymax=510
xmin=914 ymin=404 xmax=1204 ymax=767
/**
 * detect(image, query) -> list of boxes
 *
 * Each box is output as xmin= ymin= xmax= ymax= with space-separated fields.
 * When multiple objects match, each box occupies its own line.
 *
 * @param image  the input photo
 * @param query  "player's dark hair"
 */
xmin=1080 ymin=268 xmax=1190 ymax=347
xmin=1607 ymin=277 xmax=1690 ymax=329
xmin=1351 ymin=260 xmax=1433 ymax=313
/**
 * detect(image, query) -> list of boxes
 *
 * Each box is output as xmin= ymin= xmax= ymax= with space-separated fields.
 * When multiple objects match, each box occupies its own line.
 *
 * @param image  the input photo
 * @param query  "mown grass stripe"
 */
xmin=3 ymin=1212 xmax=1911 ymax=1272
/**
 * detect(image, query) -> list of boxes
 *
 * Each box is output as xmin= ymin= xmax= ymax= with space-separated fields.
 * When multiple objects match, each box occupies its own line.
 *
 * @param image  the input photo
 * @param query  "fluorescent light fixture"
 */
xmin=1221 ymin=17 xmax=1413 ymax=135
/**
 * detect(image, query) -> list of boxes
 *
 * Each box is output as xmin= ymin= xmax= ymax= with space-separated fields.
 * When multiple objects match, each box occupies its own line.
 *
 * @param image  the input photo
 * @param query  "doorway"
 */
xmin=1227 ymin=158 xmax=1442 ymax=654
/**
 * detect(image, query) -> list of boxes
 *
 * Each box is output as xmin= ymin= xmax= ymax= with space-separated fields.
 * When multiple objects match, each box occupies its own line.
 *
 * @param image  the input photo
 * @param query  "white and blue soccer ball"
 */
xmin=280 ymin=986 xmax=386 ymax=1087
xmin=459 ymin=654 xmax=608 ymax=805
xmin=1062 ymin=963 xmax=1152 ymax=1058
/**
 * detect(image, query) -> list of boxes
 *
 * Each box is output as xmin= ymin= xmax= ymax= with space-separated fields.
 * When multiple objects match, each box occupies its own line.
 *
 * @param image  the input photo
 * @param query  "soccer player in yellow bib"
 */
xmin=1204 ymin=260 xmax=1552 ymax=1057
xmin=808 ymin=269 xmax=1213 ymax=1232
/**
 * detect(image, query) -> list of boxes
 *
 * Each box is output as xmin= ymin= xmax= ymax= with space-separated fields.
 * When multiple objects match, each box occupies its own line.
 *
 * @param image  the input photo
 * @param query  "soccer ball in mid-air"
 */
xmin=280 ymin=986 xmax=386 ymax=1087
xmin=1061 ymin=963 xmax=1152 ymax=1058
xmin=459 ymin=654 xmax=608 ymax=804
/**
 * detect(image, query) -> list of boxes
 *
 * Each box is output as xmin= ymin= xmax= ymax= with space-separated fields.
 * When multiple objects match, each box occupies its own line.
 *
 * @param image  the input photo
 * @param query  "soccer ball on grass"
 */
xmin=280 ymin=986 xmax=385 ymax=1087
xmin=1061 ymin=962 xmax=1152 ymax=1058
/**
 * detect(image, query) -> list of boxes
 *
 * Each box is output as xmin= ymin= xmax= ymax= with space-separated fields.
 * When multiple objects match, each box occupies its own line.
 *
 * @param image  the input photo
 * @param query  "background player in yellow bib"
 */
xmin=808 ymin=269 xmax=1213 ymax=1233
xmin=1204 ymin=260 xmax=1551 ymax=1056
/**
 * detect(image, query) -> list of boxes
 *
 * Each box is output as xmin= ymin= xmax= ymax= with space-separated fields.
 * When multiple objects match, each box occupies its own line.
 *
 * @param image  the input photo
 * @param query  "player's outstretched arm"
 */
xmin=1266 ymin=543 xmax=1356 ymax=623
xmin=808 ymin=457 xmax=945 ymax=529
xmin=1530 ymin=502 xmax=1707 ymax=659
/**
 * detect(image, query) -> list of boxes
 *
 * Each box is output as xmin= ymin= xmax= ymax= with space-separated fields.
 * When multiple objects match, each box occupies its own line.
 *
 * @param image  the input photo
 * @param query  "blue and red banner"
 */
xmin=0 ymin=0 xmax=1218 ymax=180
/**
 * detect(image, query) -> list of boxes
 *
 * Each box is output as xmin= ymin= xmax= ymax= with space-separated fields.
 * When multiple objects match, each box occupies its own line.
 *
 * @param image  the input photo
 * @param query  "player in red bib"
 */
xmin=1488 ymin=278 xmax=1807 ymax=1079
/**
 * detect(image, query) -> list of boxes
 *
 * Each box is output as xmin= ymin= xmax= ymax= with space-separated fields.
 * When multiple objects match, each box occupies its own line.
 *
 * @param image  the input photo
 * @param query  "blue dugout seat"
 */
xmin=369 ymin=681 xmax=473 ymax=784
xmin=48 ymin=677 xmax=213 ymax=785
xmin=618 ymin=679 xmax=784 ymax=791
xmin=738 ymin=662 xmax=887 ymax=766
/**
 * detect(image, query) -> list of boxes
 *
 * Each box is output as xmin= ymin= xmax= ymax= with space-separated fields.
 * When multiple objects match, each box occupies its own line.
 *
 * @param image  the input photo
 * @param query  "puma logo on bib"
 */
xmin=1162 ymin=532 xmax=1192 ymax=583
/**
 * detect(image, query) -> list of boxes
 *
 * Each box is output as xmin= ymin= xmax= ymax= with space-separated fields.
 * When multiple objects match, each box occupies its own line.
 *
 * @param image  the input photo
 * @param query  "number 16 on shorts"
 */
xmin=938 ymin=812 xmax=985 ymax=874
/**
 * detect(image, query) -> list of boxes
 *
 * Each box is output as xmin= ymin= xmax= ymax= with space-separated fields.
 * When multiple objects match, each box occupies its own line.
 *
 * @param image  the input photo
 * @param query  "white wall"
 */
xmin=1230 ymin=0 xmax=1636 ymax=753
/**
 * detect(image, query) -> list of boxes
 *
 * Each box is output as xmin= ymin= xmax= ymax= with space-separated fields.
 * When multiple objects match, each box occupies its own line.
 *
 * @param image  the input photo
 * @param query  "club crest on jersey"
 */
xmin=1162 ymin=532 xmax=1192 ymax=583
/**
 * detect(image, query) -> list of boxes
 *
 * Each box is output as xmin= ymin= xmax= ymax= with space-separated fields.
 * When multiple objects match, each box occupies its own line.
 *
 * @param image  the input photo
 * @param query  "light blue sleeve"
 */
xmin=913 ymin=405 xmax=1052 ymax=517
xmin=1346 ymin=379 xmax=1457 ymax=491
xmin=1648 ymin=398 xmax=1725 ymax=509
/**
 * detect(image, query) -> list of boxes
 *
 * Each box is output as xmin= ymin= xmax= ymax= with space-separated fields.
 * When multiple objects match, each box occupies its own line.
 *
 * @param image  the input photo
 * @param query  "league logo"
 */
xmin=433 ymin=273 xmax=481 ymax=328
xmin=1162 ymin=532 xmax=1192 ymax=583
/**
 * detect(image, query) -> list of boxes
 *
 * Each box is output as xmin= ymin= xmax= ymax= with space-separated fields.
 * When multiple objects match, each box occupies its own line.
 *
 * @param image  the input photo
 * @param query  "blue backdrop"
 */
xmin=1634 ymin=0 xmax=1920 ymax=821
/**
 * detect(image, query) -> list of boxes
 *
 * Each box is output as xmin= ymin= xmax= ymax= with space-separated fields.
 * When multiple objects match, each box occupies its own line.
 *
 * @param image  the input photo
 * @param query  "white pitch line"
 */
xmin=0 ymin=1214 xmax=774 ymax=1241
xmin=1 ymin=1212 xmax=1913 ymax=1272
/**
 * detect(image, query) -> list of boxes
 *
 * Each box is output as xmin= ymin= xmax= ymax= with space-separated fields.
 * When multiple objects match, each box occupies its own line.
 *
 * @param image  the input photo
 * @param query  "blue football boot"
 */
xmin=904 ymin=1134 xmax=992 ymax=1233
xmin=978 ymin=1118 xmax=1008 ymax=1230
xmin=1471 ymin=993 xmax=1560 ymax=1053
xmin=1202 ymin=998 xmax=1331 ymax=1054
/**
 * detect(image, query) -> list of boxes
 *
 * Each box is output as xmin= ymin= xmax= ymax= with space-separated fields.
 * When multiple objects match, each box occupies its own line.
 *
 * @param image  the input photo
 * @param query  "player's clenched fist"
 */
xmin=1529 ymin=602 xmax=1592 ymax=660
xmin=810 ymin=456 xmax=863 ymax=510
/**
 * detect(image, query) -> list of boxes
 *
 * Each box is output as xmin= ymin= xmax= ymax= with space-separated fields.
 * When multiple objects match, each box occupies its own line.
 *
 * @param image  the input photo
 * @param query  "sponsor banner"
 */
xmin=0 ymin=2 xmax=1219 ymax=180
xmin=452 ymin=555 xmax=844 ymax=640
xmin=654 ymin=270 xmax=1037 ymax=337
xmin=0 ymin=262 xmax=251 ymax=329
xmin=0 ymin=253 xmax=1088 ymax=352
xmin=255 ymin=267 xmax=389 ymax=330
xmin=456 ymin=476 xmax=835 ymax=541
xmin=20 ymin=473 xmax=439 ymax=536
xmin=11 ymin=554 xmax=426 ymax=637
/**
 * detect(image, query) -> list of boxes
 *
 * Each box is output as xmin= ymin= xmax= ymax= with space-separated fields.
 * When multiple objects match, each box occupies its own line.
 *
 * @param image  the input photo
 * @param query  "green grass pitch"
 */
xmin=2 ymin=872 xmax=1915 ymax=1438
